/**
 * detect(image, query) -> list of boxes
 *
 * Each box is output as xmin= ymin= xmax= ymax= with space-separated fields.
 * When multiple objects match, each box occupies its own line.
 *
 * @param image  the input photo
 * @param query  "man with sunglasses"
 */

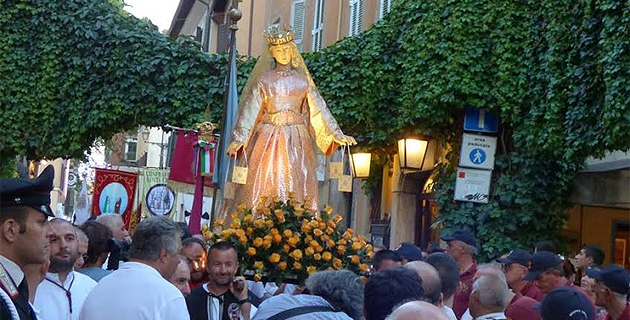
xmin=33 ymin=218 xmax=97 ymax=320
xmin=496 ymin=249 xmax=543 ymax=301
xmin=0 ymin=166 xmax=55 ymax=320
xmin=525 ymin=251 xmax=596 ymax=310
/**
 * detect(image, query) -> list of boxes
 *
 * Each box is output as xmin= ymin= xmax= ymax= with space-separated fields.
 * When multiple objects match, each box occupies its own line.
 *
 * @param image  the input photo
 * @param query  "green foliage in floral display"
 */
xmin=1 ymin=0 xmax=629 ymax=260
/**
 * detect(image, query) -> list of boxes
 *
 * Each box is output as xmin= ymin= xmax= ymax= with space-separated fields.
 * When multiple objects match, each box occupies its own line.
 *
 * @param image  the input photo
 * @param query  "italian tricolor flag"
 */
xmin=195 ymin=141 xmax=215 ymax=177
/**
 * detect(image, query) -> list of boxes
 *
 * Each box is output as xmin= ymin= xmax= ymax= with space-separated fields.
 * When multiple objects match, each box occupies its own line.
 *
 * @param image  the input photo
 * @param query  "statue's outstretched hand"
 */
xmin=227 ymin=141 xmax=245 ymax=156
xmin=335 ymin=135 xmax=357 ymax=146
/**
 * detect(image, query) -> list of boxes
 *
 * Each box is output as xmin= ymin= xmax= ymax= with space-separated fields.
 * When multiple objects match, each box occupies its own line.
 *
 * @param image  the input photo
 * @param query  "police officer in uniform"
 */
xmin=0 ymin=166 xmax=55 ymax=320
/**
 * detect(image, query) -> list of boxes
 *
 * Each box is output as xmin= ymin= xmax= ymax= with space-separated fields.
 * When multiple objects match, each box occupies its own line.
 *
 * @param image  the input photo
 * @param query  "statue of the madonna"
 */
xmin=224 ymin=24 xmax=356 ymax=215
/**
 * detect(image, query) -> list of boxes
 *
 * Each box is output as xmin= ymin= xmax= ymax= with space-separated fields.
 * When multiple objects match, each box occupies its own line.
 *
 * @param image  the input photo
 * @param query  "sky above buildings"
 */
xmin=124 ymin=0 xmax=180 ymax=32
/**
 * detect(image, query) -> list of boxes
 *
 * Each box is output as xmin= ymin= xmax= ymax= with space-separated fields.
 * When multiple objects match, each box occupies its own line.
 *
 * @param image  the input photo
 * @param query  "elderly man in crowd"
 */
xmin=387 ymin=301 xmax=451 ymax=320
xmin=537 ymin=287 xmax=595 ymax=320
xmin=442 ymin=230 xmax=478 ymax=319
xmin=73 ymin=226 xmax=89 ymax=270
xmin=587 ymin=264 xmax=630 ymax=320
xmin=186 ymin=241 xmax=256 ymax=320
xmin=405 ymin=261 xmax=456 ymax=320
xmin=76 ymin=221 xmax=113 ymax=282
xmin=252 ymin=270 xmax=363 ymax=320
xmin=34 ymin=218 xmax=96 ymax=320
xmin=372 ymin=249 xmax=403 ymax=273
xmin=426 ymin=253 xmax=460 ymax=313
xmin=169 ymin=257 xmax=191 ymax=297
xmin=496 ymin=249 xmax=543 ymax=301
xmin=79 ymin=216 xmax=188 ymax=320
xmin=525 ymin=251 xmax=593 ymax=303
xmin=364 ymin=267 xmax=424 ymax=320
xmin=468 ymin=273 xmax=510 ymax=320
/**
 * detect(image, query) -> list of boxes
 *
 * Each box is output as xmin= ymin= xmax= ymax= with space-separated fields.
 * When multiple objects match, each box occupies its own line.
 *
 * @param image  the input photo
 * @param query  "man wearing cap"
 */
xmin=395 ymin=243 xmax=424 ymax=264
xmin=497 ymin=249 xmax=544 ymax=301
xmin=536 ymin=287 xmax=595 ymax=320
xmin=587 ymin=264 xmax=630 ymax=320
xmin=0 ymin=166 xmax=55 ymax=320
xmin=442 ymin=230 xmax=478 ymax=319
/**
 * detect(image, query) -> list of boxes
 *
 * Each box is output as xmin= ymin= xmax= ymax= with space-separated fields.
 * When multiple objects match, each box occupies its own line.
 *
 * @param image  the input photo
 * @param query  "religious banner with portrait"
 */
xmin=92 ymin=168 xmax=139 ymax=229
xmin=141 ymin=168 xmax=175 ymax=218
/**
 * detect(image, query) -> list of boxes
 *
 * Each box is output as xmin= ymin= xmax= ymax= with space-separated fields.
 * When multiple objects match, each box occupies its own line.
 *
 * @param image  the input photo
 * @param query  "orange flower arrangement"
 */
xmin=207 ymin=195 xmax=373 ymax=284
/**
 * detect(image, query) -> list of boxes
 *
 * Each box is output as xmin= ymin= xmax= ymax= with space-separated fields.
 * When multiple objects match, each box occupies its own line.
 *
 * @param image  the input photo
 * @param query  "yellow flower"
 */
xmin=254 ymin=219 xmax=265 ymax=229
xmin=351 ymin=255 xmax=360 ymax=264
xmin=365 ymin=244 xmax=373 ymax=252
xmin=322 ymin=252 xmax=332 ymax=261
xmin=247 ymin=247 xmax=256 ymax=256
xmin=291 ymin=249 xmax=303 ymax=260
xmin=288 ymin=191 xmax=296 ymax=199
xmin=325 ymin=205 xmax=333 ymax=215
xmin=307 ymin=266 xmax=317 ymax=275
xmin=273 ymin=234 xmax=282 ymax=244
xmin=253 ymin=261 xmax=264 ymax=270
xmin=359 ymin=263 xmax=369 ymax=272
xmin=305 ymin=235 xmax=314 ymax=243
xmin=327 ymin=220 xmax=336 ymax=229
xmin=301 ymin=225 xmax=312 ymax=233
xmin=319 ymin=222 xmax=326 ymax=230
xmin=327 ymin=240 xmax=336 ymax=248
xmin=287 ymin=237 xmax=298 ymax=247
xmin=265 ymin=220 xmax=274 ymax=228
xmin=246 ymin=227 xmax=254 ymax=235
xmin=321 ymin=234 xmax=330 ymax=242
xmin=202 ymin=224 xmax=208 ymax=232
xmin=326 ymin=227 xmax=334 ymax=235
xmin=220 ymin=230 xmax=231 ymax=239
xmin=235 ymin=229 xmax=246 ymax=238
xmin=293 ymin=262 xmax=302 ymax=270
xmin=289 ymin=199 xmax=298 ymax=207
xmin=243 ymin=214 xmax=253 ymax=224
xmin=367 ymin=251 xmax=374 ymax=259
xmin=315 ymin=245 xmax=324 ymax=253
xmin=238 ymin=204 xmax=247 ymax=212
xmin=283 ymin=244 xmax=290 ymax=252
xmin=310 ymin=240 xmax=319 ymax=248
xmin=278 ymin=262 xmax=287 ymax=270
xmin=313 ymin=253 xmax=322 ymax=261
xmin=309 ymin=221 xmax=319 ymax=228
xmin=213 ymin=218 xmax=224 ymax=227
xmin=269 ymin=253 xmax=281 ymax=263
xmin=283 ymin=229 xmax=293 ymax=238
xmin=333 ymin=258 xmax=342 ymax=269
xmin=270 ymin=228 xmax=279 ymax=236
xmin=305 ymin=247 xmax=315 ymax=256
xmin=337 ymin=245 xmax=346 ymax=254
xmin=254 ymin=237 xmax=263 ymax=247
xmin=263 ymin=234 xmax=272 ymax=242
xmin=274 ymin=209 xmax=284 ymax=218
xmin=254 ymin=274 xmax=262 ymax=281
xmin=313 ymin=229 xmax=323 ymax=237
xmin=333 ymin=214 xmax=343 ymax=224
xmin=239 ymin=236 xmax=248 ymax=244
xmin=264 ymin=242 xmax=272 ymax=249
xmin=338 ymin=239 xmax=347 ymax=246
xmin=261 ymin=207 xmax=271 ymax=216
xmin=277 ymin=215 xmax=286 ymax=223
xmin=352 ymin=242 xmax=362 ymax=251
xmin=294 ymin=207 xmax=305 ymax=216
xmin=230 ymin=220 xmax=241 ymax=229
xmin=351 ymin=236 xmax=359 ymax=243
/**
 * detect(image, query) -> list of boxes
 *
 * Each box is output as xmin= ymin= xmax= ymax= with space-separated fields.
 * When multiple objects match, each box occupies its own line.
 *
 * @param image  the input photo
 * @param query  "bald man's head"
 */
xmin=387 ymin=301 xmax=451 ymax=320
xmin=404 ymin=261 xmax=442 ymax=305
xmin=96 ymin=214 xmax=130 ymax=242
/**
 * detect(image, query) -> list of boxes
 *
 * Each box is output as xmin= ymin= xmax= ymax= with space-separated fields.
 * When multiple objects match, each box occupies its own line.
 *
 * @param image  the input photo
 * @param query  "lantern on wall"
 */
xmin=398 ymin=137 xmax=430 ymax=171
xmin=350 ymin=152 xmax=372 ymax=178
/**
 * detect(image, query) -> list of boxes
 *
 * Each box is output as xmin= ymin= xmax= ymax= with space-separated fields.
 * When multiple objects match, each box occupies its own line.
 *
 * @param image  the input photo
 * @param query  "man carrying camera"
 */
xmin=186 ymin=241 xmax=257 ymax=320
xmin=96 ymin=214 xmax=131 ymax=270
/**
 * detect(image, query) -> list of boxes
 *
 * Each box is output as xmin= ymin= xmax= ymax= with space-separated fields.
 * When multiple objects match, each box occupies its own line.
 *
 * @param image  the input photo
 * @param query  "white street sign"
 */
xmin=454 ymin=167 xmax=491 ymax=203
xmin=459 ymin=133 xmax=497 ymax=170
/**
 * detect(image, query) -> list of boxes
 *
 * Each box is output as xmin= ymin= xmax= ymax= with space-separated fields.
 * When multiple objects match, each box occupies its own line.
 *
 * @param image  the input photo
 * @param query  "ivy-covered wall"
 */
xmin=1 ymin=0 xmax=628 ymax=260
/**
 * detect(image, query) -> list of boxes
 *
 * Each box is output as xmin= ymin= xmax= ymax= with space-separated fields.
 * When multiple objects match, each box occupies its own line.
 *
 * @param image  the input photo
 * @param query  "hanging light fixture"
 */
xmin=398 ymin=137 xmax=430 ymax=171
xmin=350 ymin=152 xmax=372 ymax=178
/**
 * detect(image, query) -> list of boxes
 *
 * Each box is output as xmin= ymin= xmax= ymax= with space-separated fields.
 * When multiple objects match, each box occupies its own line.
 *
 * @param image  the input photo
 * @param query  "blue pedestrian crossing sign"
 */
xmin=464 ymin=108 xmax=498 ymax=133
xmin=459 ymin=133 xmax=497 ymax=170
xmin=469 ymin=148 xmax=486 ymax=165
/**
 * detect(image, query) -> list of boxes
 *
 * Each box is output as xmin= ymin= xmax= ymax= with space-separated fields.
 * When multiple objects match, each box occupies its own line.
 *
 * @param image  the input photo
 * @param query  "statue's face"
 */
xmin=270 ymin=43 xmax=292 ymax=66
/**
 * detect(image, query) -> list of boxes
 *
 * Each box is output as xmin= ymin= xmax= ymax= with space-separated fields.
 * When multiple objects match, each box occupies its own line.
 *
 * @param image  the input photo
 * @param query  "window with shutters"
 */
xmin=291 ymin=0 xmax=306 ymax=51
xmin=195 ymin=26 xmax=203 ymax=43
xmin=348 ymin=0 xmax=363 ymax=37
xmin=311 ymin=0 xmax=325 ymax=52
xmin=125 ymin=138 xmax=137 ymax=162
xmin=379 ymin=0 xmax=391 ymax=20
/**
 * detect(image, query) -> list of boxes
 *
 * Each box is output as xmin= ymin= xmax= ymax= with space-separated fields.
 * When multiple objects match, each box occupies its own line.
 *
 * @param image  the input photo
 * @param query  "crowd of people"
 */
xmin=2 ymin=167 xmax=629 ymax=320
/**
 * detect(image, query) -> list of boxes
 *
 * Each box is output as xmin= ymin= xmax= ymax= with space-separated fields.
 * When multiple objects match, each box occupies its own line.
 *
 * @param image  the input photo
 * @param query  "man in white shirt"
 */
xmin=468 ymin=273 xmax=509 ymax=320
xmin=79 ymin=216 xmax=189 ymax=320
xmin=34 ymin=218 xmax=97 ymax=320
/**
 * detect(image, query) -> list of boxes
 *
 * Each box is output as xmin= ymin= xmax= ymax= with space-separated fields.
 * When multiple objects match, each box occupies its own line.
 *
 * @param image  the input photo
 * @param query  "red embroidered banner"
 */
xmin=168 ymin=130 xmax=216 ymax=188
xmin=92 ymin=168 xmax=139 ymax=229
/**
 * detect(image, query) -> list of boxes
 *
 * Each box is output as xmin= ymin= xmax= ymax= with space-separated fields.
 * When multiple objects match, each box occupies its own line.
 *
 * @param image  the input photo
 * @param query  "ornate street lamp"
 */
xmin=398 ymin=137 xmax=431 ymax=171
xmin=140 ymin=126 xmax=150 ymax=141
xmin=350 ymin=152 xmax=371 ymax=178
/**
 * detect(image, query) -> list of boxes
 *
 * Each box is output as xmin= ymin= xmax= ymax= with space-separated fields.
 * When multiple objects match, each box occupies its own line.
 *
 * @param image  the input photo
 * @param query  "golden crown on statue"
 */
xmin=264 ymin=24 xmax=295 ymax=46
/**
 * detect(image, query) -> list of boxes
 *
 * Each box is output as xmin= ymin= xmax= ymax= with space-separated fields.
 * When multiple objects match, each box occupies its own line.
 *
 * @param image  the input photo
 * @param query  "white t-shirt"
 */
xmin=34 ymin=271 xmax=97 ymax=320
xmin=79 ymin=261 xmax=189 ymax=320
xmin=443 ymin=306 xmax=457 ymax=320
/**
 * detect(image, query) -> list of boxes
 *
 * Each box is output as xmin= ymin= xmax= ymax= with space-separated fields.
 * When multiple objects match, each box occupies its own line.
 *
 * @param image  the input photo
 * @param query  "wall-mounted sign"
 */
xmin=454 ymin=167 xmax=491 ymax=204
xmin=459 ymin=133 xmax=497 ymax=170
xmin=464 ymin=108 xmax=499 ymax=133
